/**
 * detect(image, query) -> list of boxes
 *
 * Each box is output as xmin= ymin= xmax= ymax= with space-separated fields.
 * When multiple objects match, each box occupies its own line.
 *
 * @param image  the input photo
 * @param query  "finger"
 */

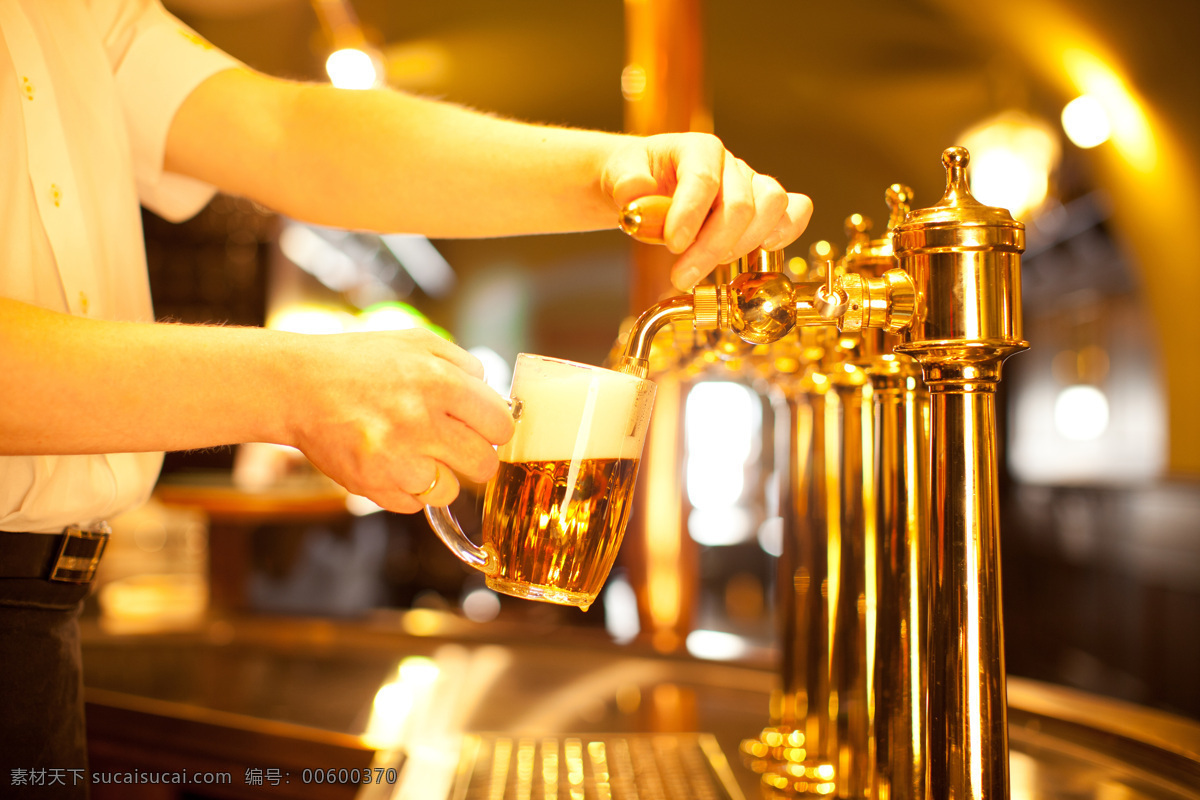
xmin=725 ymin=172 xmax=791 ymax=258
xmin=401 ymin=458 xmax=462 ymax=509
xmin=352 ymin=466 xmax=429 ymax=515
xmin=441 ymin=373 xmax=516 ymax=446
xmin=601 ymin=138 xmax=664 ymax=208
xmin=760 ymin=193 xmax=815 ymax=251
xmin=429 ymin=415 xmax=502 ymax=484
xmin=417 ymin=329 xmax=486 ymax=379
xmin=373 ymin=493 xmax=424 ymax=515
xmin=609 ymin=170 xmax=663 ymax=210
xmin=663 ymin=134 xmax=725 ymax=254
xmin=669 ymin=157 xmax=757 ymax=289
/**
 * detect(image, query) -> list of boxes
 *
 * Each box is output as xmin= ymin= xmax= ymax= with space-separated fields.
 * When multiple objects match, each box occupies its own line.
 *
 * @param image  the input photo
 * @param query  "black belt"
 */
xmin=0 ymin=525 xmax=110 ymax=584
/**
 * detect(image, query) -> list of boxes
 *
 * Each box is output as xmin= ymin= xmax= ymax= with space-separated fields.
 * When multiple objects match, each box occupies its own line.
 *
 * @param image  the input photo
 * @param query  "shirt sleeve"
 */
xmin=98 ymin=0 xmax=242 ymax=221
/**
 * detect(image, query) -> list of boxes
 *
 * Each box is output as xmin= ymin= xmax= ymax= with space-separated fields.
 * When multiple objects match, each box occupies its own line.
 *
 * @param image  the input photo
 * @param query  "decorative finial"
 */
xmin=940 ymin=146 xmax=979 ymax=208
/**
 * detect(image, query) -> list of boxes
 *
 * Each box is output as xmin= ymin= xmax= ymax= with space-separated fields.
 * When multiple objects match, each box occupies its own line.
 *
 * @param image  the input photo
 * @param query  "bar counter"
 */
xmin=81 ymin=611 xmax=1200 ymax=800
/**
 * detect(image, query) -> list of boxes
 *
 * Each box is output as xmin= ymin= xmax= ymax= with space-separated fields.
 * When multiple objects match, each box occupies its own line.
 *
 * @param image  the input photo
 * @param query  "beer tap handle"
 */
xmin=618 ymin=195 xmax=672 ymax=245
xmin=813 ymin=260 xmax=849 ymax=319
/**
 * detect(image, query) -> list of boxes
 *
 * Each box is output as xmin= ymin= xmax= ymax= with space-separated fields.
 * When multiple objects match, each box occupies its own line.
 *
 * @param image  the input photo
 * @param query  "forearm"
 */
xmin=167 ymin=69 xmax=629 ymax=237
xmin=0 ymin=298 xmax=297 ymax=456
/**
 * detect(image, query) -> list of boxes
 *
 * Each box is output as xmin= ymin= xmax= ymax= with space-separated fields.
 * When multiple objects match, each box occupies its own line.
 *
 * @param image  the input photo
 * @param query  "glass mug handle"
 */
xmin=421 ymin=397 xmax=522 ymax=576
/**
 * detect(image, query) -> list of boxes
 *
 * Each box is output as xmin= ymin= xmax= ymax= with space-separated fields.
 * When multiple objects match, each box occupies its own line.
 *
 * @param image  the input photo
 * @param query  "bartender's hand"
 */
xmin=290 ymin=328 xmax=515 ymax=513
xmin=600 ymin=132 xmax=814 ymax=291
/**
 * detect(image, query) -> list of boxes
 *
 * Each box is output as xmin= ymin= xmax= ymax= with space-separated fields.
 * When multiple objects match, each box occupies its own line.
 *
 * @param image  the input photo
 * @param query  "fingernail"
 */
xmin=760 ymin=231 xmax=785 ymax=250
xmin=673 ymin=266 xmax=703 ymax=292
xmin=669 ymin=225 xmax=693 ymax=254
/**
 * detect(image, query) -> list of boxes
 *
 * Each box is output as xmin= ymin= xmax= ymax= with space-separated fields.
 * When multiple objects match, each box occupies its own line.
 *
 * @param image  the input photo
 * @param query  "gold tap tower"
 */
xmin=617 ymin=146 xmax=1025 ymax=800
xmin=891 ymin=148 xmax=1025 ymax=800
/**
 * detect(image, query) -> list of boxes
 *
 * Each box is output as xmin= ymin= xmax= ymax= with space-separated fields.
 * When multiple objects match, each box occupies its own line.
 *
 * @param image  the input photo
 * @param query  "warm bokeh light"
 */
xmin=685 ymin=381 xmax=759 ymax=546
xmin=1062 ymin=49 xmax=1155 ymax=171
xmin=621 ymin=63 xmax=647 ymax=101
xmin=467 ymin=346 xmax=513 ymax=396
xmin=325 ymin=47 xmax=379 ymax=90
xmin=810 ymin=240 xmax=834 ymax=259
xmin=602 ymin=571 xmax=640 ymax=644
xmin=959 ymin=111 xmax=1060 ymax=219
xmin=1061 ymin=94 xmax=1112 ymax=149
xmin=460 ymin=587 xmax=501 ymax=622
xmin=685 ymin=629 xmax=750 ymax=661
xmin=362 ymin=656 xmax=441 ymax=750
xmin=1054 ymin=384 xmax=1110 ymax=441
xmin=266 ymin=303 xmax=353 ymax=335
xmin=642 ymin=376 xmax=685 ymax=650
xmin=357 ymin=301 xmax=450 ymax=340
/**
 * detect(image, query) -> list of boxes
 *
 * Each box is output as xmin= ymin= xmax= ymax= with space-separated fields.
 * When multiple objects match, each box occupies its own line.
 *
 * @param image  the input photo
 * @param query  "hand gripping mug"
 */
xmin=425 ymin=354 xmax=656 ymax=610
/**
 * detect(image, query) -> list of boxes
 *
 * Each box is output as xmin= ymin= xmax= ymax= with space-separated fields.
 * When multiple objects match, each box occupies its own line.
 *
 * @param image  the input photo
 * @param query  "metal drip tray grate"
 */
xmin=450 ymin=733 xmax=745 ymax=800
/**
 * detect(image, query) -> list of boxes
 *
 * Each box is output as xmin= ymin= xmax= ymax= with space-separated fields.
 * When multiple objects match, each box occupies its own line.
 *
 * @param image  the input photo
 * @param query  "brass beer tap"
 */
xmin=891 ymin=148 xmax=1026 ymax=800
xmin=617 ymin=146 xmax=1025 ymax=800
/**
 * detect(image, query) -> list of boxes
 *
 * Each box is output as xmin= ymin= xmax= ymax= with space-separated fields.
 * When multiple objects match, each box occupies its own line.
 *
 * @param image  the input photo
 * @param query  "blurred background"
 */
xmin=100 ymin=0 xmax=1199 ymax=726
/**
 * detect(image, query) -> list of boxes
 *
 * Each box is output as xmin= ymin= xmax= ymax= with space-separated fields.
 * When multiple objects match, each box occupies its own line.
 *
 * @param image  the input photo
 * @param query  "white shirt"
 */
xmin=0 ymin=0 xmax=238 ymax=533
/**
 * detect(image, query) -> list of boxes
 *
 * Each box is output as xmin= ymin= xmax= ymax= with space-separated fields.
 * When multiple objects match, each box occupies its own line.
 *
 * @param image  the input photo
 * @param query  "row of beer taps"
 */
xmin=616 ymin=147 xmax=1027 ymax=800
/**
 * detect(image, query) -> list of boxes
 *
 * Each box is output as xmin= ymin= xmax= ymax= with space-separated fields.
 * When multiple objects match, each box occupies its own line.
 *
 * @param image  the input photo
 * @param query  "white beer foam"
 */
xmin=499 ymin=362 xmax=655 ymax=463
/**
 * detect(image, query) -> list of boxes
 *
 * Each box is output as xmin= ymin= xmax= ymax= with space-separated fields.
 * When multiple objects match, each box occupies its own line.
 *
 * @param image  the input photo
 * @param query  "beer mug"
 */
xmin=425 ymin=354 xmax=656 ymax=610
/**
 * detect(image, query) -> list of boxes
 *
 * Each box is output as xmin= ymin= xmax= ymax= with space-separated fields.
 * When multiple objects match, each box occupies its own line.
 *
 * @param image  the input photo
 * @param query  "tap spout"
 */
xmin=616 ymin=294 xmax=696 ymax=378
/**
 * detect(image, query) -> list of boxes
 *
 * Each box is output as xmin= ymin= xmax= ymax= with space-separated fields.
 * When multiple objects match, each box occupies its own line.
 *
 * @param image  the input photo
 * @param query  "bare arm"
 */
xmin=164 ymin=68 xmax=812 ymax=290
xmin=0 ymin=298 xmax=512 ymax=513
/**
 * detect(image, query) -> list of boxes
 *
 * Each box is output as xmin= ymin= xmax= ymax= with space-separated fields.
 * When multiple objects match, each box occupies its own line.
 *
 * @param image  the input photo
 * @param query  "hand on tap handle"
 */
xmin=604 ymin=132 xmax=813 ymax=291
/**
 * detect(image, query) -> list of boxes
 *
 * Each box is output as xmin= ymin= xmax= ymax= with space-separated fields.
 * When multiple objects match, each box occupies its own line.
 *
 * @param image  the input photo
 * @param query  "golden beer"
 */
xmin=424 ymin=353 xmax=654 ymax=609
xmin=481 ymin=457 xmax=641 ymax=609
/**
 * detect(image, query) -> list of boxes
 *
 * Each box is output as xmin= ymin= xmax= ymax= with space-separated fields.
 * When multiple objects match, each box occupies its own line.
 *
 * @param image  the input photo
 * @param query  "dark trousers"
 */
xmin=0 ymin=578 xmax=91 ymax=799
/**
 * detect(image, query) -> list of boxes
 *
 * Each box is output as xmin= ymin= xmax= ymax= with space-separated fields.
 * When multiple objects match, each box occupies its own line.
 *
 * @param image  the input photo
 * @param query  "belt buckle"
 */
xmin=50 ymin=523 xmax=111 ymax=584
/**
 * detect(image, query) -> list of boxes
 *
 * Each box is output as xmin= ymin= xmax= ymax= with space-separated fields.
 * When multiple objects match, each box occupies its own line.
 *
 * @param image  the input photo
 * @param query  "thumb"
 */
xmin=609 ymin=171 xmax=662 ymax=208
xmin=602 ymin=144 xmax=662 ymax=208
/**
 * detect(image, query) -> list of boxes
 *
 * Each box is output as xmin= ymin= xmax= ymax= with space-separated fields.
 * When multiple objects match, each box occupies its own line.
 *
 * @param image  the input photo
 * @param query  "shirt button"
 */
xmin=80 ymin=292 xmax=89 ymax=315
xmin=21 ymin=76 xmax=33 ymax=100
xmin=51 ymin=184 xmax=62 ymax=207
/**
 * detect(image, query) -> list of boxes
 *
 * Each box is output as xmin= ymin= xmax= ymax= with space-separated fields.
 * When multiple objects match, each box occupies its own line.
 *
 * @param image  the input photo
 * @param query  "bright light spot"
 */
xmin=603 ymin=571 xmax=641 ymax=645
xmin=362 ymin=682 xmax=414 ymax=749
xmin=278 ymin=222 xmax=361 ymax=291
xmin=959 ymin=111 xmax=1060 ymax=219
xmin=685 ymin=382 xmax=760 ymax=545
xmin=380 ymin=234 xmax=456 ymax=298
xmin=397 ymin=655 xmax=441 ymax=685
xmin=326 ymin=48 xmax=379 ymax=90
xmin=267 ymin=303 xmax=352 ymax=335
xmin=1055 ymin=384 xmax=1110 ymax=441
xmin=357 ymin=302 xmax=425 ymax=332
xmin=621 ymin=64 xmax=647 ymax=101
xmin=1061 ymin=95 xmax=1111 ymax=149
xmin=688 ymin=506 xmax=753 ymax=547
xmin=362 ymin=656 xmax=441 ymax=749
xmin=971 ymin=149 xmax=1048 ymax=216
xmin=402 ymin=608 xmax=445 ymax=637
xmin=1063 ymin=49 xmax=1156 ymax=171
xmin=686 ymin=629 xmax=749 ymax=661
xmin=758 ymin=516 xmax=784 ymax=557
xmin=468 ymin=347 xmax=514 ymax=396
xmin=461 ymin=587 xmax=501 ymax=622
